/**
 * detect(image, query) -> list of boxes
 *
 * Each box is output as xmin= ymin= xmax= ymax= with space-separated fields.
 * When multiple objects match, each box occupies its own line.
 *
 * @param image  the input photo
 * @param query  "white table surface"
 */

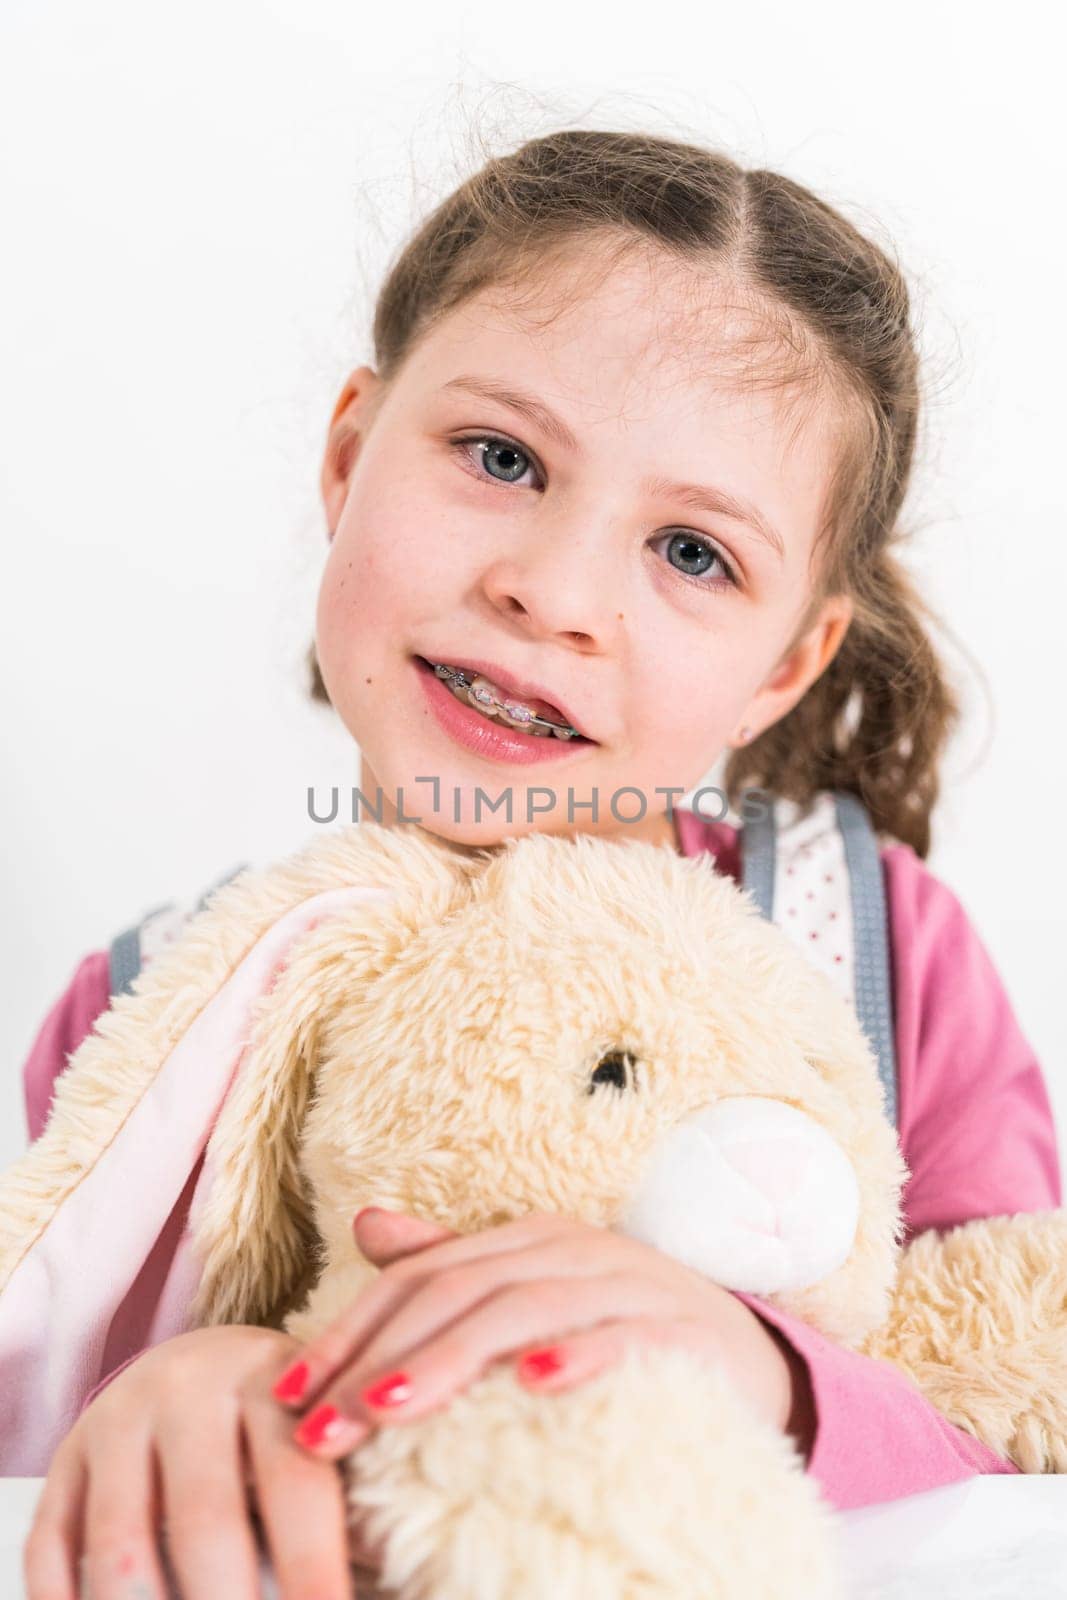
xmin=3 ymin=1476 xmax=1066 ymax=1598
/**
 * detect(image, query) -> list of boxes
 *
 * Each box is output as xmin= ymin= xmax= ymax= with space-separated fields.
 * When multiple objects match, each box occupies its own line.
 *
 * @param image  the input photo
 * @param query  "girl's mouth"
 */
xmin=414 ymin=656 xmax=591 ymax=742
xmin=412 ymin=655 xmax=597 ymax=767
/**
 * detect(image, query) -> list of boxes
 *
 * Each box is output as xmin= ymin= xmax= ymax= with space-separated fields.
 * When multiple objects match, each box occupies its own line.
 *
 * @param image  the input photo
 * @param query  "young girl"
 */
xmin=17 ymin=129 xmax=1062 ymax=1600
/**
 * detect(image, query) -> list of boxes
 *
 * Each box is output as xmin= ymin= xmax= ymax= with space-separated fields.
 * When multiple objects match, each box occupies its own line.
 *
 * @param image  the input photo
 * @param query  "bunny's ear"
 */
xmin=180 ymin=884 xmax=399 ymax=1329
xmin=186 ymin=823 xmax=484 ymax=1329
xmin=0 ymin=823 xmax=480 ymax=1472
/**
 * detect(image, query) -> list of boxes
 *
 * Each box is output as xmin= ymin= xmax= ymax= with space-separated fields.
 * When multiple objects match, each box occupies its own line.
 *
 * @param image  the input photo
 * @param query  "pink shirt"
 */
xmin=20 ymin=815 xmax=1063 ymax=1508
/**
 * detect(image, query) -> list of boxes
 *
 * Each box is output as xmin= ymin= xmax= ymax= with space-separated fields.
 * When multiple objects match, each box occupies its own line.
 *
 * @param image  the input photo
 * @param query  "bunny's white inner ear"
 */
xmin=614 ymin=1096 xmax=859 ymax=1295
xmin=187 ymin=883 xmax=400 ymax=1328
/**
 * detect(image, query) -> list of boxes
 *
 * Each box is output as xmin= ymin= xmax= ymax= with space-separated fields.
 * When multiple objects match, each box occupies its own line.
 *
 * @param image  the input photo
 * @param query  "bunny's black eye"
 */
xmin=588 ymin=1051 xmax=639 ymax=1093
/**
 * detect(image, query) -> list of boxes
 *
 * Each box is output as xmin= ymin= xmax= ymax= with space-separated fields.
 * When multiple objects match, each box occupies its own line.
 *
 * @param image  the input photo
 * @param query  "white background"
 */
xmin=2 ymin=0 xmax=1065 ymax=1172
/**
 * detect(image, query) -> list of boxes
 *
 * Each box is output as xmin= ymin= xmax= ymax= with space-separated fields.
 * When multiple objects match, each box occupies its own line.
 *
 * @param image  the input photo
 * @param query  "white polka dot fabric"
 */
xmin=770 ymin=793 xmax=855 ymax=1009
xmin=137 ymin=899 xmax=200 ymax=969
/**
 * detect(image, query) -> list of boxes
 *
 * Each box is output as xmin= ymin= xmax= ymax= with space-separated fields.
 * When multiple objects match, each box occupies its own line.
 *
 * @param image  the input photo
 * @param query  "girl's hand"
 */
xmin=272 ymin=1207 xmax=802 ymax=1460
xmin=23 ymin=1324 xmax=364 ymax=1600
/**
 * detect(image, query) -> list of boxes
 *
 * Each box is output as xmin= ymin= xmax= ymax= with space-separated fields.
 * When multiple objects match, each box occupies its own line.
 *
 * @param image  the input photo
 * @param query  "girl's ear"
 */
xmin=320 ymin=365 xmax=383 ymax=531
xmin=187 ymin=824 xmax=482 ymax=1329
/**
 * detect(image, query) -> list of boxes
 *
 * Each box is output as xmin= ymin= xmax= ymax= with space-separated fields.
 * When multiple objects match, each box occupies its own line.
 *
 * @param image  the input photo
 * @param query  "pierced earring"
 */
xmin=737 ymin=725 xmax=753 ymax=744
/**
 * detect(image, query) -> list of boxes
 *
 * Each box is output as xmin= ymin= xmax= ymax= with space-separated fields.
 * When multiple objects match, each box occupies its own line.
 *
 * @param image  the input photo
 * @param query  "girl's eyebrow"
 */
xmin=438 ymin=373 xmax=786 ymax=564
xmin=442 ymin=373 xmax=582 ymax=452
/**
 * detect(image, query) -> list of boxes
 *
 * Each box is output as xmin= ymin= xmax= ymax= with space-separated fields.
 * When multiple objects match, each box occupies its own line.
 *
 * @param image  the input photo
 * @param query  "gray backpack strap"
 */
xmin=740 ymin=791 xmax=898 ymax=1128
xmin=108 ymin=862 xmax=249 ymax=1000
xmin=108 ymin=907 xmax=168 ymax=999
xmin=830 ymin=791 xmax=898 ymax=1129
xmin=739 ymin=796 xmax=777 ymax=921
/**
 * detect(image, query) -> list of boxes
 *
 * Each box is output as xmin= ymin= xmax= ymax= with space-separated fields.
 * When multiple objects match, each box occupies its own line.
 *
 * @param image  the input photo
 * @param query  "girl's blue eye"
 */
xmin=448 ymin=432 xmax=742 ymax=592
xmin=461 ymin=434 xmax=533 ymax=485
xmin=658 ymin=531 xmax=737 ymax=586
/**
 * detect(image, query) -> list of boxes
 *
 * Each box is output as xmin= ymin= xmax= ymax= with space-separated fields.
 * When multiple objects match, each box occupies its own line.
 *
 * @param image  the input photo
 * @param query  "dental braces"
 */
xmin=431 ymin=661 xmax=580 ymax=739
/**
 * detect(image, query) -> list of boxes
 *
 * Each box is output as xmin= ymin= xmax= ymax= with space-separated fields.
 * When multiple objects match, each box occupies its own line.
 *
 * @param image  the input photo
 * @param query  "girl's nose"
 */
xmin=480 ymin=516 xmax=624 ymax=647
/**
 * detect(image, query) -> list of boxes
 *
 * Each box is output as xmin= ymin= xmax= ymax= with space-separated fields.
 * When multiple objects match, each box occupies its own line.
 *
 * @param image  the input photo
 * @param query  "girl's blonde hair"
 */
xmin=310 ymin=127 xmax=966 ymax=858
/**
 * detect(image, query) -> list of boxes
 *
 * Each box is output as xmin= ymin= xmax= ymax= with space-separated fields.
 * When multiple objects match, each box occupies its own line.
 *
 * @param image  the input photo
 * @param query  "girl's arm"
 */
xmin=735 ymin=842 xmax=1062 ymax=1509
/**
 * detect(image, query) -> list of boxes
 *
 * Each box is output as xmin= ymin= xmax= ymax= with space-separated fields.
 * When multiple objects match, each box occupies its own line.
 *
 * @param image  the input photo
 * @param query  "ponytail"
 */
xmin=724 ymin=551 xmax=963 ymax=858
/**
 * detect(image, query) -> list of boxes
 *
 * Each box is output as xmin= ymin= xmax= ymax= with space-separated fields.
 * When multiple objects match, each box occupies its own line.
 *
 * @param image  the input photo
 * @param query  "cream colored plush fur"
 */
xmin=2 ymin=822 xmax=1063 ymax=1598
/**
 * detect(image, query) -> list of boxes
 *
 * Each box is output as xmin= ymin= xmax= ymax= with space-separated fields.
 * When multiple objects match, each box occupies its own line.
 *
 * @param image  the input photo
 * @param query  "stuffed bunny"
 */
xmin=1 ymin=822 xmax=1063 ymax=1598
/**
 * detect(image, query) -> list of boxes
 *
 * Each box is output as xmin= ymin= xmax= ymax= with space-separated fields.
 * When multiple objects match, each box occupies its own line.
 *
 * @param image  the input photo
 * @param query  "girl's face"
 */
xmin=316 ymin=247 xmax=852 ymax=850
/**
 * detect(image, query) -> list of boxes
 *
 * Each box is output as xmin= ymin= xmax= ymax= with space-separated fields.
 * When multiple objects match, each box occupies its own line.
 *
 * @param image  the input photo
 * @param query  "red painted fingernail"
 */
xmin=518 ymin=1346 xmax=566 ymax=1381
xmin=293 ymin=1403 xmax=347 ymax=1449
xmin=272 ymin=1359 xmax=310 ymax=1403
xmin=360 ymin=1371 xmax=413 ymax=1408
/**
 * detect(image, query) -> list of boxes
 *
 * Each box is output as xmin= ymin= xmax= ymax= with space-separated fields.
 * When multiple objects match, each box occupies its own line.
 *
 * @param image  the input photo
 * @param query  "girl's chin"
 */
xmin=349 ymin=758 xmax=602 ymax=841
xmin=358 ymin=774 xmax=580 ymax=830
